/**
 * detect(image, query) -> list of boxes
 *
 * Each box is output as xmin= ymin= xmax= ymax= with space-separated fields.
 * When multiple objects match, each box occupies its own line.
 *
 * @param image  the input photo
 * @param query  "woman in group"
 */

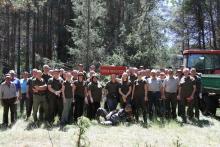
xmin=60 ymin=72 xmax=74 ymax=126
xmin=118 ymin=72 xmax=132 ymax=108
xmin=105 ymin=74 xmax=120 ymax=111
xmin=132 ymin=71 xmax=148 ymax=123
xmin=72 ymin=72 xmax=87 ymax=121
xmin=87 ymin=74 xmax=103 ymax=119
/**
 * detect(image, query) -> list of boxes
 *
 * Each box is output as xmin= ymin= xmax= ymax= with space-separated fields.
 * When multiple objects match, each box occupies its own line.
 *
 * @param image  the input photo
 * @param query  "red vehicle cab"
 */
xmin=183 ymin=49 xmax=220 ymax=74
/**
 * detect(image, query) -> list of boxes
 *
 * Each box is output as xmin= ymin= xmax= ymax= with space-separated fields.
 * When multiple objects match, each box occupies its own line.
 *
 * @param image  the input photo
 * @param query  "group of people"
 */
xmin=0 ymin=64 xmax=201 ymax=128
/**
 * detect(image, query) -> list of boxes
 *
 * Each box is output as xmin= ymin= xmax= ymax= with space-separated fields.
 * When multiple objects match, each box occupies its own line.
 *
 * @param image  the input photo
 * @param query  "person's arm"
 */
xmin=190 ymin=85 xmax=196 ymax=100
xmin=177 ymin=87 xmax=181 ymax=100
xmin=144 ymin=83 xmax=148 ymax=101
xmin=72 ymin=83 xmax=76 ymax=103
xmin=62 ymin=83 xmax=66 ymax=103
xmin=88 ymin=89 xmax=93 ymax=103
xmin=119 ymin=88 xmax=126 ymax=102
xmin=131 ymin=84 xmax=135 ymax=100
xmin=160 ymin=81 xmax=164 ymax=99
xmin=84 ymin=86 xmax=88 ymax=104
xmin=125 ymin=86 xmax=132 ymax=98
xmin=161 ymin=80 xmax=166 ymax=99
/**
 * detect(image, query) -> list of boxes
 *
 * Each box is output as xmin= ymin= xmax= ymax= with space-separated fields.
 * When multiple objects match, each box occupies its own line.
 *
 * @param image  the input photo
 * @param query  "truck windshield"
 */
xmin=187 ymin=54 xmax=220 ymax=70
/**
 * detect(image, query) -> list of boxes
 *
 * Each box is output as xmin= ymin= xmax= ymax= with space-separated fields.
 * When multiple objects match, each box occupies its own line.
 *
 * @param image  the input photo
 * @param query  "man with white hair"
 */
xmin=177 ymin=68 xmax=196 ymax=123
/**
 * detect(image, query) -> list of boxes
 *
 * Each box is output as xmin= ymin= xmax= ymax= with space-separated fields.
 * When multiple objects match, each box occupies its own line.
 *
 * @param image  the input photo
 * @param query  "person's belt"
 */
xmin=33 ymin=93 xmax=46 ymax=96
xmin=165 ymin=92 xmax=177 ymax=94
xmin=148 ymin=91 xmax=160 ymax=93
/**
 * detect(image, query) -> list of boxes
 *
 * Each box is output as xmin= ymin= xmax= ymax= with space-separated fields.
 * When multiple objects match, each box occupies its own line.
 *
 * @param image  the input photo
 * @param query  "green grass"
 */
xmin=0 ymin=106 xmax=220 ymax=147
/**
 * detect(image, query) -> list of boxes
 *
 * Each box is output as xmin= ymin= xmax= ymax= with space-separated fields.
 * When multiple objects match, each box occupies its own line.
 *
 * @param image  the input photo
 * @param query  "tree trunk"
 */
xmin=208 ymin=0 xmax=217 ymax=49
xmin=217 ymin=0 xmax=220 ymax=48
xmin=25 ymin=5 xmax=30 ymax=72
xmin=17 ymin=10 xmax=21 ymax=77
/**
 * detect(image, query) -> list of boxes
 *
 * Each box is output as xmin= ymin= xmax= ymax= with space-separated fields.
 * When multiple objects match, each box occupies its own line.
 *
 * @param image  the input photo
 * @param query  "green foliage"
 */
xmin=77 ymin=116 xmax=91 ymax=147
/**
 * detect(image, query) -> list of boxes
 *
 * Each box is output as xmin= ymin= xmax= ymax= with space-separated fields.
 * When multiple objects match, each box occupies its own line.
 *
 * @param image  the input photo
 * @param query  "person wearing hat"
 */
xmin=96 ymin=104 xmax=133 ymax=126
xmin=60 ymin=72 xmax=74 ymax=126
xmin=0 ymin=74 xmax=17 ymax=127
xmin=72 ymin=72 xmax=87 ymax=121
xmin=87 ymin=73 xmax=103 ymax=119
xmin=47 ymin=69 xmax=63 ymax=124
xmin=146 ymin=69 xmax=163 ymax=120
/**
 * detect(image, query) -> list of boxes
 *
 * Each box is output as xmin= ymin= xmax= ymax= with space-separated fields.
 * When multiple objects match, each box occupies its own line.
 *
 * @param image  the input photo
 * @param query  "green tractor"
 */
xmin=183 ymin=49 xmax=220 ymax=116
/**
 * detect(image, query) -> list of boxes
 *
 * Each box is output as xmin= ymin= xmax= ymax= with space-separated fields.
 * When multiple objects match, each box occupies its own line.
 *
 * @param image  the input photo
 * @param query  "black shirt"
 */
xmin=48 ymin=77 xmax=63 ymax=97
xmin=74 ymin=80 xmax=86 ymax=97
xmin=88 ymin=82 xmax=102 ymax=102
xmin=63 ymin=80 xmax=73 ymax=99
xmin=42 ymin=73 xmax=52 ymax=84
xmin=32 ymin=78 xmax=47 ymax=95
xmin=133 ymin=79 xmax=146 ymax=98
xmin=105 ymin=81 xmax=120 ymax=99
xmin=119 ymin=81 xmax=132 ymax=96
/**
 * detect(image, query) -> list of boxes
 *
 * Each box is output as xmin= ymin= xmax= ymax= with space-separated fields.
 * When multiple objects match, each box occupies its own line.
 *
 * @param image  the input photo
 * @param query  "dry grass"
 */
xmin=0 ymin=106 xmax=220 ymax=147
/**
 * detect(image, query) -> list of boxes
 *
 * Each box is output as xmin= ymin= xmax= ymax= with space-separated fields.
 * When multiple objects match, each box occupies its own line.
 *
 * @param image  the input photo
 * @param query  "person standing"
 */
xmin=73 ymin=72 xmax=87 ymax=121
xmin=177 ymin=68 xmax=196 ymax=123
xmin=119 ymin=72 xmax=132 ymax=108
xmin=19 ymin=71 xmax=29 ymax=116
xmin=32 ymin=70 xmax=49 ymax=125
xmin=105 ymin=74 xmax=120 ymax=111
xmin=147 ymin=70 xmax=163 ymax=120
xmin=190 ymin=68 xmax=201 ymax=120
xmin=132 ymin=71 xmax=148 ymax=123
xmin=87 ymin=74 xmax=103 ymax=119
xmin=9 ymin=70 xmax=21 ymax=120
xmin=48 ymin=69 xmax=63 ymax=124
xmin=26 ymin=69 xmax=38 ymax=120
xmin=60 ymin=72 xmax=74 ymax=126
xmin=0 ymin=74 xmax=17 ymax=127
xmin=162 ymin=69 xmax=179 ymax=119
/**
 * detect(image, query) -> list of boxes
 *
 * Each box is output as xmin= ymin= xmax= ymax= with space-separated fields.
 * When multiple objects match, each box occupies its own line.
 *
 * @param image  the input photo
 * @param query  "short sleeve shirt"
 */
xmin=63 ymin=80 xmax=73 ymax=98
xmin=11 ymin=78 xmax=21 ymax=92
xmin=147 ymin=78 xmax=162 ymax=92
xmin=133 ymin=79 xmax=147 ymax=98
xmin=163 ymin=77 xmax=179 ymax=93
xmin=88 ymin=82 xmax=102 ymax=102
xmin=48 ymin=77 xmax=63 ymax=96
xmin=179 ymin=76 xmax=196 ymax=98
xmin=105 ymin=81 xmax=120 ymax=98
xmin=42 ymin=74 xmax=52 ymax=84
xmin=32 ymin=78 xmax=47 ymax=95
xmin=74 ymin=80 xmax=86 ymax=97
xmin=119 ymin=81 xmax=132 ymax=96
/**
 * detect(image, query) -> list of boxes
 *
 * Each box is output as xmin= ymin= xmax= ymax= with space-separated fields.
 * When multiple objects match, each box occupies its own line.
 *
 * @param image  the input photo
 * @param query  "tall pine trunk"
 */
xmin=25 ymin=4 xmax=30 ymax=72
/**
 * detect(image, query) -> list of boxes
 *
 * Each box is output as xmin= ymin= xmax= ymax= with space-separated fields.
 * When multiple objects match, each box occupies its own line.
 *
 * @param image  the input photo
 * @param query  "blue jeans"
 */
xmin=107 ymin=98 xmax=118 ymax=111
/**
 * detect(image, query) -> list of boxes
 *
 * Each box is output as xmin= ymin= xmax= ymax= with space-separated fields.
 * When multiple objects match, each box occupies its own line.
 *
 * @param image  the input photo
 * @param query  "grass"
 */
xmin=0 ymin=106 xmax=220 ymax=147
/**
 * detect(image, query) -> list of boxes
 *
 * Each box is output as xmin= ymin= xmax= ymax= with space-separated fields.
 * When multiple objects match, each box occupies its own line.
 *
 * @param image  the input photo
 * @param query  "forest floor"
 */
xmin=0 ymin=106 xmax=220 ymax=147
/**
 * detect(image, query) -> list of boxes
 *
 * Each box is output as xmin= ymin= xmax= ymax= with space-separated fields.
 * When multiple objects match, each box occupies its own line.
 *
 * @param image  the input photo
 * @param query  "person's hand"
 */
xmin=63 ymin=98 xmax=66 ymax=104
xmin=72 ymin=98 xmax=75 ymax=103
xmin=34 ymin=86 xmax=39 ymax=90
xmin=85 ymin=97 xmax=88 ymax=104
xmin=161 ymin=95 xmax=166 ymax=99
xmin=122 ymin=95 xmax=126 ymax=102
xmin=177 ymin=95 xmax=181 ymax=100
xmin=26 ymin=93 xmax=29 ymax=99
xmin=90 ymin=97 xmax=94 ymax=103
xmin=33 ymin=89 xmax=38 ymax=93
xmin=144 ymin=96 xmax=148 ymax=102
